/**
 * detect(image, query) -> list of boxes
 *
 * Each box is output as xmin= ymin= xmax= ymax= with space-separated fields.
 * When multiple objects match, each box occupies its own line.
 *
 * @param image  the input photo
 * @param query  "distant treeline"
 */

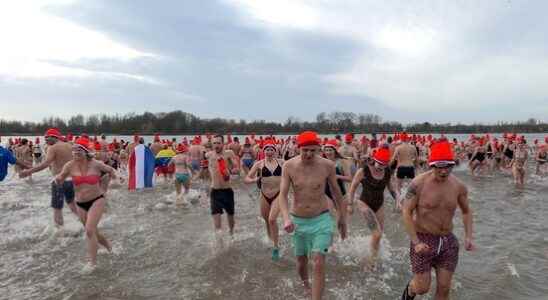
xmin=0 ymin=111 xmax=546 ymax=136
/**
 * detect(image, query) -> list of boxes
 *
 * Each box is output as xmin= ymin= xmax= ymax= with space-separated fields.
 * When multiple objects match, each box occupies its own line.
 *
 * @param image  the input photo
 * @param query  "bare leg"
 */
xmin=369 ymin=207 xmax=384 ymax=267
xmin=227 ymin=214 xmax=235 ymax=236
xmin=268 ymin=199 xmax=281 ymax=249
xmin=407 ymin=272 xmax=431 ymax=297
xmin=312 ymin=254 xmax=326 ymax=300
xmin=434 ymin=267 xmax=454 ymax=300
xmin=297 ymin=256 xmax=311 ymax=295
xmin=53 ymin=208 xmax=64 ymax=227
xmin=67 ymin=201 xmax=79 ymax=217
xmin=84 ymin=198 xmax=107 ymax=266
xmin=260 ymin=197 xmax=272 ymax=240
xmin=212 ymin=214 xmax=222 ymax=231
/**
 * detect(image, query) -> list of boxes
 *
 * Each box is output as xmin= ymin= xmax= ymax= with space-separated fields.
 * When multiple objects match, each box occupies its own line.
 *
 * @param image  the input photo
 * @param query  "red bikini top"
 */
xmin=73 ymin=175 xmax=101 ymax=186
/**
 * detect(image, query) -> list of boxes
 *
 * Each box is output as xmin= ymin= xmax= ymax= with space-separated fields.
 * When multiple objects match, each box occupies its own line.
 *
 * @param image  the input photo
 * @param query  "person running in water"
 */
xmin=20 ymin=128 xmax=79 ymax=227
xmin=401 ymin=140 xmax=474 ymax=300
xmin=55 ymin=137 xmax=116 ymax=270
xmin=510 ymin=139 xmax=528 ymax=187
xmin=535 ymin=140 xmax=547 ymax=175
xmin=239 ymin=139 xmax=255 ymax=176
xmin=348 ymin=146 xmax=398 ymax=269
xmin=1 ymin=143 xmax=31 ymax=182
xmin=33 ymin=138 xmax=43 ymax=164
xmin=391 ymin=133 xmax=418 ymax=200
xmin=169 ymin=144 xmax=192 ymax=206
xmin=322 ymin=139 xmax=352 ymax=217
xmin=206 ymin=135 xmax=239 ymax=237
xmin=244 ymin=139 xmax=284 ymax=260
xmin=279 ymin=131 xmax=347 ymax=300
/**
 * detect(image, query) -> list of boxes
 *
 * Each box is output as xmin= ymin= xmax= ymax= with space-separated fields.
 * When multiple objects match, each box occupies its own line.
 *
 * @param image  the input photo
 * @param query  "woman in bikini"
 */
xmin=348 ymin=146 xmax=398 ymax=268
xmin=244 ymin=140 xmax=284 ymax=261
xmin=55 ymin=137 xmax=116 ymax=270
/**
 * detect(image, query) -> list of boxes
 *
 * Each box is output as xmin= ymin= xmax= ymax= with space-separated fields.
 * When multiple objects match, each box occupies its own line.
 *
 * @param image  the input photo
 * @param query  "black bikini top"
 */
xmin=261 ymin=160 xmax=282 ymax=177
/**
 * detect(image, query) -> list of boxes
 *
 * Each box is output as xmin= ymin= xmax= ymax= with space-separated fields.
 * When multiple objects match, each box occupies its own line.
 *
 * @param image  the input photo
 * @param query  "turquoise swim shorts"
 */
xmin=291 ymin=211 xmax=334 ymax=257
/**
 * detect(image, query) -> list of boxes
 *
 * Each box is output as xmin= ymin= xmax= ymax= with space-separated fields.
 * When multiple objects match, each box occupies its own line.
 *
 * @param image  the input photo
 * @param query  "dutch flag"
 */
xmin=128 ymin=144 xmax=155 ymax=190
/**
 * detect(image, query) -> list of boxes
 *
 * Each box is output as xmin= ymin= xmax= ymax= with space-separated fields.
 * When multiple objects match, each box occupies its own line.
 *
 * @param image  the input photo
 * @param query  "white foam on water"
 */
xmin=80 ymin=262 xmax=97 ymax=275
xmin=507 ymin=262 xmax=520 ymax=277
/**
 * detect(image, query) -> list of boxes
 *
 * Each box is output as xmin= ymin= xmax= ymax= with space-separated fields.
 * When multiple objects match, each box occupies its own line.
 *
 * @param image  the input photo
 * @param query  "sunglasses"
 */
xmin=431 ymin=163 xmax=454 ymax=169
xmin=368 ymin=159 xmax=387 ymax=168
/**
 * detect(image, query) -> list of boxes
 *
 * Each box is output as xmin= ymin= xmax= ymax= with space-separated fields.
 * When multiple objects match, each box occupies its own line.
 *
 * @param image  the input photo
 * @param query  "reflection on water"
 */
xmin=1 ymin=142 xmax=548 ymax=299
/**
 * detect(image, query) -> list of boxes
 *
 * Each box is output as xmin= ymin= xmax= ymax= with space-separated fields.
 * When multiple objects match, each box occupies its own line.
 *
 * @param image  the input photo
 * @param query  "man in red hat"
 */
xmin=391 ymin=132 xmax=418 ymax=202
xmin=279 ymin=131 xmax=348 ymax=300
xmin=401 ymin=140 xmax=474 ymax=300
xmin=340 ymin=133 xmax=359 ymax=174
xmin=205 ymin=135 xmax=239 ymax=238
xmin=20 ymin=128 xmax=79 ymax=227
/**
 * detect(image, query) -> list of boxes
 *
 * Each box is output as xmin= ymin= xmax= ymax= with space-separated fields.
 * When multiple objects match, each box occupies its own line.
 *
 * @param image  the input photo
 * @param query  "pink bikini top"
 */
xmin=73 ymin=175 xmax=101 ymax=186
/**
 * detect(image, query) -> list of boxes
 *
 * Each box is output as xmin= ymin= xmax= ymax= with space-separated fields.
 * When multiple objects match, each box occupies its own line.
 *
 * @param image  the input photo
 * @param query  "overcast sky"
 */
xmin=1 ymin=0 xmax=547 ymax=124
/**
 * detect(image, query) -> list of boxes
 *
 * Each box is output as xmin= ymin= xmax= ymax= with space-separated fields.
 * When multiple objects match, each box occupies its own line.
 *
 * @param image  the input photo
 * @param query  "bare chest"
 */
xmin=418 ymin=183 xmax=458 ymax=211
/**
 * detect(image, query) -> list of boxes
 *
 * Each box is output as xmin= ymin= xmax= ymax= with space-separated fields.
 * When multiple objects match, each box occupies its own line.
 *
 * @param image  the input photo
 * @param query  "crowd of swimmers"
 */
xmin=1 ymin=129 xmax=547 ymax=299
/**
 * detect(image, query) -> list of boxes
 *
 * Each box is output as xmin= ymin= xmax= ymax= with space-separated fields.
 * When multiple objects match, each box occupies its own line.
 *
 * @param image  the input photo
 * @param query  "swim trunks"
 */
xmin=156 ymin=164 xmax=175 ymax=175
xmin=291 ymin=210 xmax=334 ymax=257
xmin=175 ymin=172 xmax=190 ymax=184
xmin=51 ymin=180 xmax=75 ymax=209
xmin=396 ymin=166 xmax=415 ymax=179
xmin=191 ymin=159 xmax=200 ymax=172
xmin=410 ymin=232 xmax=459 ymax=274
xmin=210 ymin=188 xmax=234 ymax=215
xmin=242 ymin=158 xmax=254 ymax=169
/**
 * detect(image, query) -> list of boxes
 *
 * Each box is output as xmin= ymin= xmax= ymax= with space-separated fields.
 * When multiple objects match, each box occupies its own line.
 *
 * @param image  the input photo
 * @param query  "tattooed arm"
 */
xmin=401 ymin=179 xmax=420 ymax=244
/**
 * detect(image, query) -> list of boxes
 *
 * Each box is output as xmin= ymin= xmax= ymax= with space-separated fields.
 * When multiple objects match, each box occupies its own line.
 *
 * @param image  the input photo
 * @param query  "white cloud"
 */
xmin=0 ymin=0 xmax=155 ymax=79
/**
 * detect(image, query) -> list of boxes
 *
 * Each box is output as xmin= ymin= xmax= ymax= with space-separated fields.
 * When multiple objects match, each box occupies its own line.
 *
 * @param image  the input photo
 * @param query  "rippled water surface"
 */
xmin=1 ymin=134 xmax=548 ymax=300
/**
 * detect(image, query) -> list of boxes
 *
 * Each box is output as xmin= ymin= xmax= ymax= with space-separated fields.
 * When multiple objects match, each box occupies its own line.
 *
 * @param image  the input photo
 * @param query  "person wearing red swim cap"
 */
xmin=205 ymin=135 xmax=240 ymax=238
xmin=168 ymin=143 xmax=192 ymax=206
xmin=188 ymin=137 xmax=207 ymax=180
xmin=391 ymin=132 xmax=419 ymax=197
xmin=536 ymin=138 xmax=548 ymax=175
xmin=278 ymin=131 xmax=348 ymax=300
xmin=32 ymin=137 xmax=44 ymax=164
xmin=55 ymin=136 xmax=117 ymax=271
xmin=282 ymin=136 xmax=298 ymax=161
xmin=469 ymin=137 xmax=489 ymax=177
xmin=20 ymin=128 xmax=80 ymax=228
xmin=243 ymin=139 xmax=285 ymax=261
xmin=13 ymin=138 xmax=34 ymax=180
xmin=348 ymin=146 xmax=398 ymax=269
xmin=401 ymin=140 xmax=474 ymax=300
xmin=339 ymin=133 xmax=359 ymax=176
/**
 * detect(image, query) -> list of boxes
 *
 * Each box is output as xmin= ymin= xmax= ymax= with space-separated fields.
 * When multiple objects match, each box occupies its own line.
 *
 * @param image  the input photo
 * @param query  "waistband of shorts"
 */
xmin=211 ymin=188 xmax=233 ymax=192
xmin=52 ymin=180 xmax=72 ymax=185
xmin=290 ymin=209 xmax=330 ymax=220
xmin=416 ymin=231 xmax=455 ymax=239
